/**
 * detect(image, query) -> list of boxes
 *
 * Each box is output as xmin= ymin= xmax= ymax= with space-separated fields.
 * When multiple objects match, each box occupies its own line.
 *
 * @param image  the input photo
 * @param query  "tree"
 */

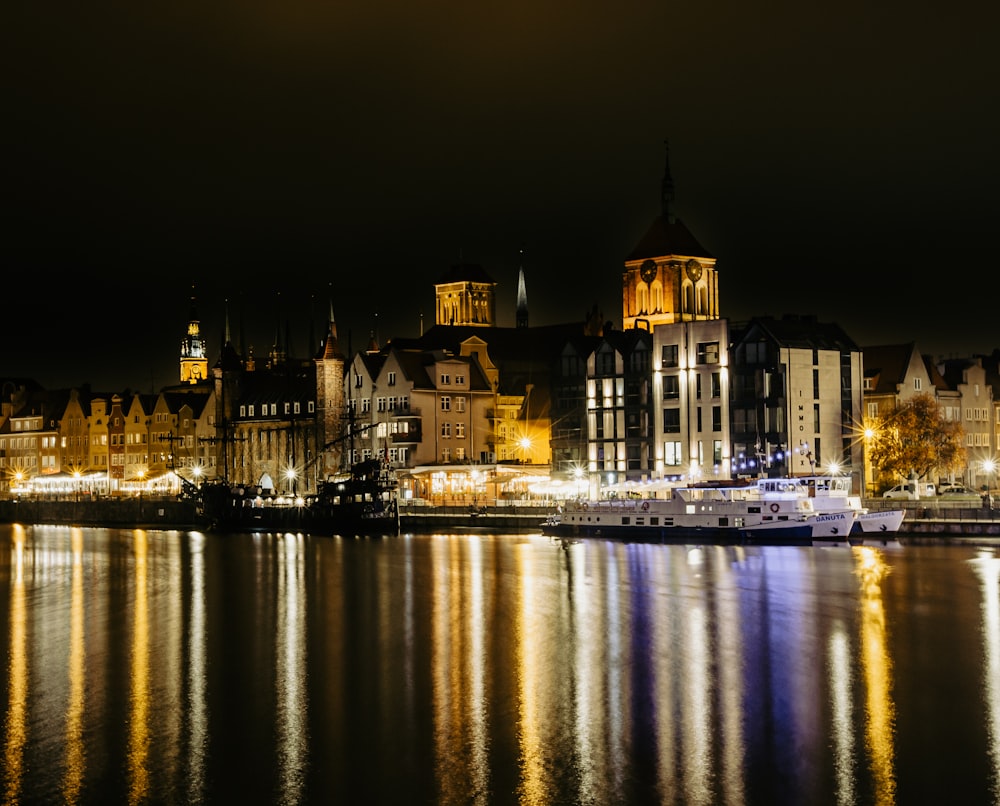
xmin=868 ymin=392 xmax=965 ymax=483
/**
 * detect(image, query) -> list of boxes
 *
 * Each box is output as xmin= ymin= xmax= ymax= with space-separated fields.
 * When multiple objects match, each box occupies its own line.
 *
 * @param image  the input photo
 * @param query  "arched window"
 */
xmin=651 ymin=281 xmax=663 ymax=314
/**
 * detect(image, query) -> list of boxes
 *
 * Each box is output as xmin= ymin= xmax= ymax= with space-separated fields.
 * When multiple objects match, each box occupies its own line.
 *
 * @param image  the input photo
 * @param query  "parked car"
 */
xmin=883 ymin=482 xmax=937 ymax=500
xmin=937 ymin=483 xmax=968 ymax=495
xmin=937 ymin=485 xmax=980 ymax=502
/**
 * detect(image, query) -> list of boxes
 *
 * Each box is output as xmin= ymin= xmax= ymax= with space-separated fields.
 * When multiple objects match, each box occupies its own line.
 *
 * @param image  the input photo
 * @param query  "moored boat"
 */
xmin=201 ymin=458 xmax=400 ymax=536
xmin=755 ymin=475 xmax=906 ymax=538
xmin=541 ymin=481 xmax=842 ymax=545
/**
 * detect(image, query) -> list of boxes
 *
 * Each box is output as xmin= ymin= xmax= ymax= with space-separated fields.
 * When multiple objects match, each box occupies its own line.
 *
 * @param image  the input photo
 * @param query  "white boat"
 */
xmin=541 ymin=481 xmax=847 ymax=545
xmin=755 ymin=476 xmax=906 ymax=538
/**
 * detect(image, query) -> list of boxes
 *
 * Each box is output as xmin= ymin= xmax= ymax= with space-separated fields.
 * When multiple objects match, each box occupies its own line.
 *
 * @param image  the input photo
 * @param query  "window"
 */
xmin=696 ymin=342 xmax=719 ymax=364
xmin=711 ymin=372 xmax=721 ymax=398
xmin=456 ymin=397 xmax=466 ymax=413
xmin=663 ymin=409 xmax=681 ymax=433
xmin=456 ymin=375 xmax=465 ymax=385
xmin=663 ymin=440 xmax=682 ymax=466
xmin=914 ymin=378 xmax=922 ymax=391
xmin=377 ymin=397 xmax=386 ymax=412
xmin=354 ymin=371 xmax=363 ymax=388
xmin=441 ymin=423 xmax=451 ymax=438
xmin=441 ymin=374 xmax=450 ymax=385
xmin=294 ymin=402 xmax=301 ymax=415
xmin=387 ymin=371 xmax=396 ymax=386
xmin=361 ymin=398 xmax=371 ymax=413
xmin=456 ymin=423 xmax=465 ymax=438
xmin=712 ymin=406 xmax=722 ymax=432
xmin=662 ymin=375 xmax=679 ymax=400
xmin=441 ymin=396 xmax=451 ymax=412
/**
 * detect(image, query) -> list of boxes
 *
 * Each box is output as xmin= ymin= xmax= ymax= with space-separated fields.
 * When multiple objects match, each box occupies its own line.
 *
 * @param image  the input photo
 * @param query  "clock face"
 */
xmin=639 ymin=259 xmax=657 ymax=283
xmin=686 ymin=259 xmax=703 ymax=282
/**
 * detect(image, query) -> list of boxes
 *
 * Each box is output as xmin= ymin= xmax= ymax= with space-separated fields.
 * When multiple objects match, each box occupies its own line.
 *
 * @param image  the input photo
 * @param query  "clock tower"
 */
xmin=180 ymin=291 xmax=209 ymax=384
xmin=622 ymin=142 xmax=719 ymax=330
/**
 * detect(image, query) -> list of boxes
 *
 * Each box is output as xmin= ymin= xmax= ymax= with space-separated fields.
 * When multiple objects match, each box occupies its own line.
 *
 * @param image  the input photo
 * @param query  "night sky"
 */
xmin=5 ymin=1 xmax=998 ymax=391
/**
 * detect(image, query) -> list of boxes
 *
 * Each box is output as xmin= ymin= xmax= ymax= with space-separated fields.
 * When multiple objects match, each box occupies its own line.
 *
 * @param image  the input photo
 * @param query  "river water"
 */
xmin=0 ymin=523 xmax=998 ymax=805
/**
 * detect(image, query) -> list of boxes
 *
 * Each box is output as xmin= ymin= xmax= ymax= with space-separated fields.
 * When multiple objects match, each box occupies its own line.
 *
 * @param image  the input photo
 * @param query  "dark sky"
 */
xmin=4 ymin=1 xmax=998 ymax=391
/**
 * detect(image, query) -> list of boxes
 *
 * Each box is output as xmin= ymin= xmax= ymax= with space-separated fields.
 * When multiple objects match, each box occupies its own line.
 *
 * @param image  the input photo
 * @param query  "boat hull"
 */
xmin=542 ymin=514 xmax=816 ymax=545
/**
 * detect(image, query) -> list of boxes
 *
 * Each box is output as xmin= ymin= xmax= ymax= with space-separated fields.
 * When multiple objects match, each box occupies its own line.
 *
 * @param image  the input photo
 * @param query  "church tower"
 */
xmin=434 ymin=264 xmax=497 ymax=327
xmin=180 ymin=289 xmax=209 ymax=384
xmin=622 ymin=142 xmax=719 ymax=330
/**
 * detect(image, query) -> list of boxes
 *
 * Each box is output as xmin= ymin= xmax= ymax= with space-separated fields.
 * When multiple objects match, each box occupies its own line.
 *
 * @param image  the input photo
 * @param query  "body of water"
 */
xmin=1 ymin=524 xmax=998 ymax=804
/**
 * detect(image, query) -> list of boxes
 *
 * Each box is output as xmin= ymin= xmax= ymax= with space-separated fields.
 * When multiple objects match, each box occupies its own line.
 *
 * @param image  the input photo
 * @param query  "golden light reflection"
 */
xmin=828 ymin=626 xmax=855 ymax=806
xmin=466 ymin=537 xmax=489 ymax=802
xmin=187 ymin=532 xmax=208 ymax=804
xmin=430 ymin=537 xmax=462 ymax=804
xmin=276 ymin=533 xmax=307 ymax=804
xmin=970 ymin=549 xmax=1000 ymax=801
xmin=63 ymin=528 xmax=86 ymax=803
xmin=2 ymin=524 xmax=28 ymax=803
xmin=854 ymin=546 xmax=896 ymax=805
xmin=128 ymin=530 xmax=150 ymax=805
xmin=515 ymin=541 xmax=546 ymax=805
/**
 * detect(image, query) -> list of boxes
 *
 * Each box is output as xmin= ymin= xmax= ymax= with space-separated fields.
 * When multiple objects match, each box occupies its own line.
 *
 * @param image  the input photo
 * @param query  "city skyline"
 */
xmin=5 ymin=1 xmax=997 ymax=390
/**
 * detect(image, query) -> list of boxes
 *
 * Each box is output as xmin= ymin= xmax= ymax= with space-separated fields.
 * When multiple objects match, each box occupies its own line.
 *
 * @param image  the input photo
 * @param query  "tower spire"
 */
xmin=516 ymin=247 xmax=528 ymax=329
xmin=661 ymin=138 xmax=675 ymax=224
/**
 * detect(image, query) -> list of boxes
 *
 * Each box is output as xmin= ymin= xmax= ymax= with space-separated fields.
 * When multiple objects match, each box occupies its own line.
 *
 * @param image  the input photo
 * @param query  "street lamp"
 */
xmin=983 ymin=459 xmax=996 ymax=507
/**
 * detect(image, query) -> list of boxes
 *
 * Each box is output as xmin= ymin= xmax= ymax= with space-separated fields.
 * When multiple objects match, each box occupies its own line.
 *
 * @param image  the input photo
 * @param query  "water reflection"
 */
xmin=128 ymin=530 xmax=150 ymax=805
xmin=276 ymin=533 xmax=307 ymax=805
xmin=2 ymin=524 xmax=27 ymax=803
xmin=63 ymin=528 xmax=86 ymax=803
xmin=187 ymin=532 xmax=208 ymax=804
xmin=970 ymin=548 xmax=1000 ymax=801
xmin=854 ymin=545 xmax=896 ymax=805
xmin=3 ymin=529 xmax=1000 ymax=804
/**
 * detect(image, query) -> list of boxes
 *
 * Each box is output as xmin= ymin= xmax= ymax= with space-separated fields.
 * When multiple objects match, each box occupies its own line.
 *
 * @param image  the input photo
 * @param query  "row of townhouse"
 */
xmin=0 ymin=380 xmax=217 ymax=495
xmin=3 ymin=320 xmax=998 ymax=501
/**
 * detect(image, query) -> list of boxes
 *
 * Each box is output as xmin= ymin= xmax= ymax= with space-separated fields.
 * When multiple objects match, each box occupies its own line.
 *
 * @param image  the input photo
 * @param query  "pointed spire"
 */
xmin=516 ymin=247 xmax=528 ymax=329
xmin=224 ymin=298 xmax=232 ymax=345
xmin=661 ymin=138 xmax=675 ymax=224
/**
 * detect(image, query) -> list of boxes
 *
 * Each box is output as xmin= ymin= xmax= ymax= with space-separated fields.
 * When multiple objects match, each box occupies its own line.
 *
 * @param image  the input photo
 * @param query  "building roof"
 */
xmin=626 ymin=216 xmax=714 ymax=262
xmin=859 ymin=343 xmax=919 ymax=395
xmin=734 ymin=315 xmax=861 ymax=353
xmin=434 ymin=263 xmax=497 ymax=285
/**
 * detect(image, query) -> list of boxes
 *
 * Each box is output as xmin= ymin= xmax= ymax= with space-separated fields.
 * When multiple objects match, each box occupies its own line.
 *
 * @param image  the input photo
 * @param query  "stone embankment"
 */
xmin=1 ymin=498 xmax=998 ymax=539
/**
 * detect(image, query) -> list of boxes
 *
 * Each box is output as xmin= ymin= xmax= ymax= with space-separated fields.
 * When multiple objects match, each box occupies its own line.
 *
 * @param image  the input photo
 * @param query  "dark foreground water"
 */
xmin=1 ymin=524 xmax=998 ymax=805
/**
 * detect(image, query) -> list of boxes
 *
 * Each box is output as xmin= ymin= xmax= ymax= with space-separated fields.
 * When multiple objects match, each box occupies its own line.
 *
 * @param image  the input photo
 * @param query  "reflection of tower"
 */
xmin=516 ymin=250 xmax=528 ymax=329
xmin=434 ymin=264 xmax=497 ymax=327
xmin=622 ymin=141 xmax=719 ymax=330
xmin=180 ymin=289 xmax=209 ymax=384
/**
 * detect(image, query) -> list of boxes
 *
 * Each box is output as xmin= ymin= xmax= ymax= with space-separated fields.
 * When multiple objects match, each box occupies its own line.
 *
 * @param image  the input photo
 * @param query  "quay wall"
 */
xmin=1 ymin=498 xmax=999 ymax=539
